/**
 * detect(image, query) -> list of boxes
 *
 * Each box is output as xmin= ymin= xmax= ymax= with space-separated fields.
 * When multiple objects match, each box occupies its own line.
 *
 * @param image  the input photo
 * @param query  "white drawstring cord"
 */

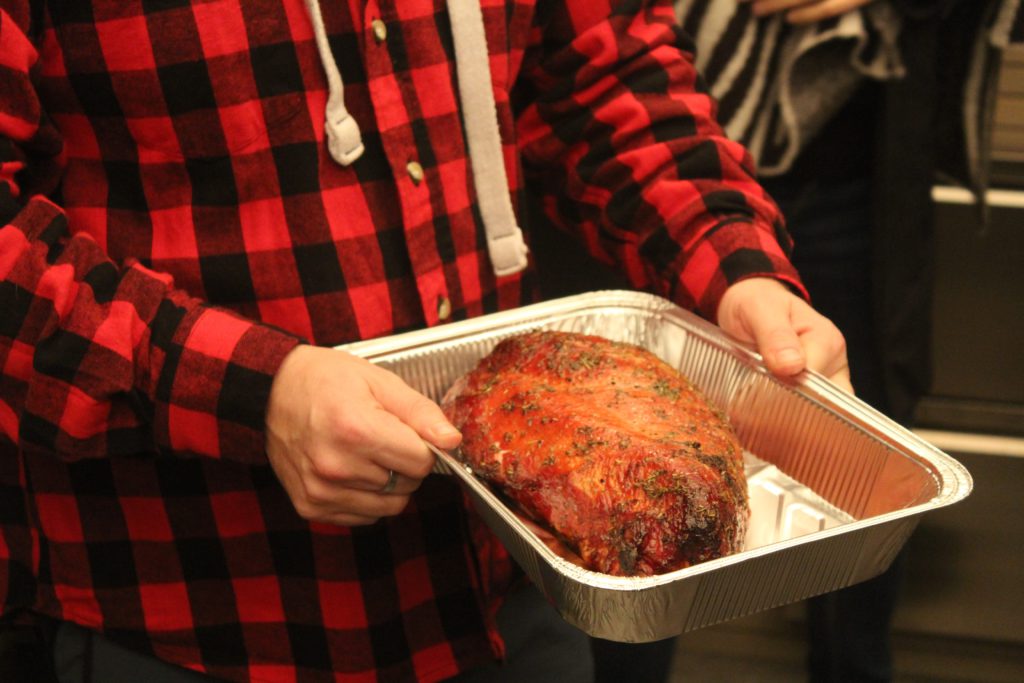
xmin=446 ymin=0 xmax=529 ymax=276
xmin=303 ymin=0 xmax=528 ymax=276
xmin=304 ymin=0 xmax=365 ymax=166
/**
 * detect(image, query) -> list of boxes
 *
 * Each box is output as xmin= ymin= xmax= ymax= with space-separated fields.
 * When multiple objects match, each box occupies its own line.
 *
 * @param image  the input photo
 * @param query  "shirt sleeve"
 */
xmin=0 ymin=9 xmax=301 ymax=464
xmin=513 ymin=0 xmax=807 ymax=319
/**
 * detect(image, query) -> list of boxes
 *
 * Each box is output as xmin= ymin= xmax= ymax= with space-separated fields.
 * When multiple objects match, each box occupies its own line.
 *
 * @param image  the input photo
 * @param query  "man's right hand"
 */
xmin=264 ymin=345 xmax=462 ymax=526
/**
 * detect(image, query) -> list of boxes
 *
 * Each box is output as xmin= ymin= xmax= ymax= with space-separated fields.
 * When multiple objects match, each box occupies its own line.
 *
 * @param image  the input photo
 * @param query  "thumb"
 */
xmin=754 ymin=325 xmax=807 ymax=377
xmin=370 ymin=371 xmax=463 ymax=450
xmin=741 ymin=306 xmax=807 ymax=377
xmin=718 ymin=278 xmax=809 ymax=378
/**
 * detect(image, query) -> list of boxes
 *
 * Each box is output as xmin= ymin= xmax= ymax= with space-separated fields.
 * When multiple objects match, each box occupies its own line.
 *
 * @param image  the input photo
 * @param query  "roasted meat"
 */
xmin=442 ymin=330 xmax=748 ymax=576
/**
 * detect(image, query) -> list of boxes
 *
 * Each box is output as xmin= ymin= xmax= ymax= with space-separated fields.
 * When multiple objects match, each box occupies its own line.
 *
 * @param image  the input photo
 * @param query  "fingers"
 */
xmin=274 ymin=424 xmax=425 ymax=525
xmin=717 ymin=278 xmax=808 ymax=377
xmin=371 ymin=371 xmax=463 ymax=450
xmin=321 ymin=354 xmax=459 ymax=479
xmin=272 ymin=431 xmax=421 ymax=525
xmin=318 ymin=404 xmax=436 ymax=482
xmin=784 ymin=0 xmax=872 ymax=24
xmin=745 ymin=0 xmax=816 ymax=17
xmin=743 ymin=0 xmax=872 ymax=23
xmin=788 ymin=299 xmax=854 ymax=393
xmin=265 ymin=345 xmax=460 ymax=527
xmin=293 ymin=485 xmax=416 ymax=526
xmin=740 ymin=303 xmax=808 ymax=377
xmin=306 ymin=454 xmax=420 ymax=496
xmin=717 ymin=278 xmax=853 ymax=392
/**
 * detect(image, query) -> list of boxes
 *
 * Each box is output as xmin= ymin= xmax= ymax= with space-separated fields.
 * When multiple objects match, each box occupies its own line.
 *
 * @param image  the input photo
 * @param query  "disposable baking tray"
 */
xmin=340 ymin=290 xmax=972 ymax=642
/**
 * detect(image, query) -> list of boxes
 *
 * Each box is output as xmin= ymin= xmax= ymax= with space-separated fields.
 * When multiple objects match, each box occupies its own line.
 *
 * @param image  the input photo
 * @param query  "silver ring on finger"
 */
xmin=380 ymin=469 xmax=398 ymax=494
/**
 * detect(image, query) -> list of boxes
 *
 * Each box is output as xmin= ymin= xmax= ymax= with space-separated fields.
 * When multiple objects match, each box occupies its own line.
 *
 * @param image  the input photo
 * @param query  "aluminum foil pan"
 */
xmin=340 ymin=291 xmax=972 ymax=642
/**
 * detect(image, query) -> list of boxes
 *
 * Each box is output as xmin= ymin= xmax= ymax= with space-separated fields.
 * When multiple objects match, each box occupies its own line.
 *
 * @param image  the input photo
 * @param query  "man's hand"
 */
xmin=742 ymin=0 xmax=873 ymax=24
xmin=717 ymin=278 xmax=853 ymax=393
xmin=265 ymin=345 xmax=462 ymax=526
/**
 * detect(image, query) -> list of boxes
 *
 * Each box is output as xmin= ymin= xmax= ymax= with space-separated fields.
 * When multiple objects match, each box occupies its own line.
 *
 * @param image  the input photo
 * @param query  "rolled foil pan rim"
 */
xmin=341 ymin=290 xmax=973 ymax=634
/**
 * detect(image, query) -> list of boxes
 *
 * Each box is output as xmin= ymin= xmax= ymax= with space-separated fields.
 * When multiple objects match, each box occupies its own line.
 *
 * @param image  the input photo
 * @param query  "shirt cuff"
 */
xmin=152 ymin=304 xmax=302 ymax=465
xmin=677 ymin=218 xmax=808 ymax=322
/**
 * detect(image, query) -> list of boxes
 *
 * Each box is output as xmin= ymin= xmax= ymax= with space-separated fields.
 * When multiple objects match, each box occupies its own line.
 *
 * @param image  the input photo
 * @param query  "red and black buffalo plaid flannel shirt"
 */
xmin=0 ymin=0 xmax=803 ymax=680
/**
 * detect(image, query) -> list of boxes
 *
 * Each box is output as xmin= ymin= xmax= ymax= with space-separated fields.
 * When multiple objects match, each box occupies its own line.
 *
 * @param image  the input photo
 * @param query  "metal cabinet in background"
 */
xmin=914 ymin=188 xmax=1024 ymax=435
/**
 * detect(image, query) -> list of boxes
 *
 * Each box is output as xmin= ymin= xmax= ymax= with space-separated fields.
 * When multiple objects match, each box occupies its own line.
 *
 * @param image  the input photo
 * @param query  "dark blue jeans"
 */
xmin=763 ymin=174 xmax=905 ymax=683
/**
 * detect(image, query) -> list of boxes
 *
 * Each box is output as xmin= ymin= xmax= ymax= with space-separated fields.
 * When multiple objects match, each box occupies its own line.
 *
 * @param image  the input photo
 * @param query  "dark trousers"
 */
xmin=50 ymin=620 xmax=216 ymax=682
xmin=448 ymin=583 xmax=594 ymax=682
xmin=589 ymin=636 xmax=676 ymax=683
xmin=0 ymin=617 xmax=59 ymax=683
xmin=763 ymin=174 xmax=906 ymax=683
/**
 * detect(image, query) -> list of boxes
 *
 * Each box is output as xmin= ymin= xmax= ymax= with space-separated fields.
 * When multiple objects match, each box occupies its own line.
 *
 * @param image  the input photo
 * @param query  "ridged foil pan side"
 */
xmin=342 ymin=291 xmax=972 ymax=642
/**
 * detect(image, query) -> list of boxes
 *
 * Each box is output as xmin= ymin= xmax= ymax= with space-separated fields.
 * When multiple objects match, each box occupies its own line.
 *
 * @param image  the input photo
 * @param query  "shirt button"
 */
xmin=371 ymin=19 xmax=387 ymax=43
xmin=437 ymin=296 xmax=452 ymax=321
xmin=406 ymin=160 xmax=424 ymax=185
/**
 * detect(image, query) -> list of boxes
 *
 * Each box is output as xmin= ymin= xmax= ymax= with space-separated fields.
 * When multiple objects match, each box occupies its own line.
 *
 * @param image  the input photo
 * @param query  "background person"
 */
xmin=541 ymin=0 xmax=1018 ymax=681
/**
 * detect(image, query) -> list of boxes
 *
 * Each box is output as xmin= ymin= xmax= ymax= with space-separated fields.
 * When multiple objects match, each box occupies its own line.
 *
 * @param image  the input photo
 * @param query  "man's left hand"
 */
xmin=716 ymin=277 xmax=853 ymax=393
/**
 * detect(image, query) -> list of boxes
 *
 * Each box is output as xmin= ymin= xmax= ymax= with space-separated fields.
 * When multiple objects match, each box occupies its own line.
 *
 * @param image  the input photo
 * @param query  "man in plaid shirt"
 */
xmin=0 ymin=0 xmax=849 ymax=680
